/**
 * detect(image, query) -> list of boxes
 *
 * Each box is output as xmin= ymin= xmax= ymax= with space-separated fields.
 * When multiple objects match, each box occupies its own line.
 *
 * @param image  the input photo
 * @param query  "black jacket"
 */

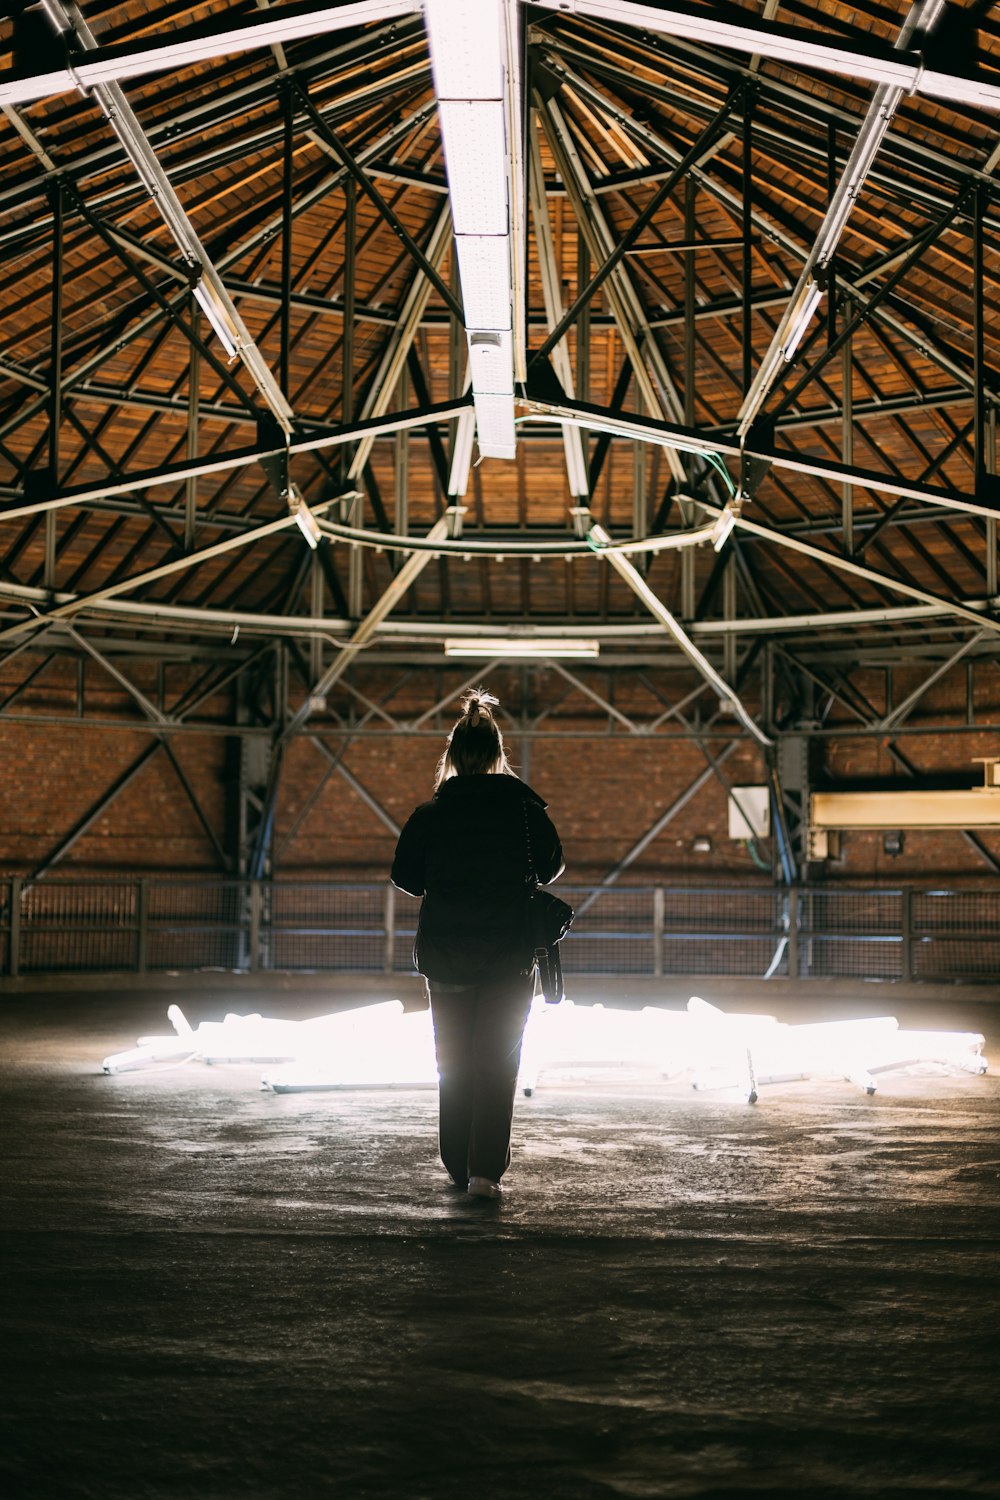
xmin=390 ymin=774 xmax=564 ymax=984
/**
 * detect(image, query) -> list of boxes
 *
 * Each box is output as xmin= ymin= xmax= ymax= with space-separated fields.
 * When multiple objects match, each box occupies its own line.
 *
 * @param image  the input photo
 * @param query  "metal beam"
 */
xmin=0 ymin=401 xmax=469 ymax=524
xmin=38 ymin=2 xmax=294 ymax=434
xmin=347 ymin=206 xmax=456 ymax=480
xmin=537 ymin=47 xmax=997 ymax=411
xmin=532 ymin=2 xmax=1000 ymax=113
xmin=590 ymin=523 xmax=773 ymax=747
xmin=575 ymin=745 xmax=738 ymax=916
xmin=519 ymin=394 xmax=1000 ymax=526
xmin=0 ymin=1 xmax=421 ymax=106
xmin=526 ymin=108 xmax=589 ymax=497
xmin=737 ymin=0 xmax=949 ymax=439
xmin=278 ymin=508 xmax=463 ymax=742
xmin=878 ymin=631 xmax=990 ymax=732
xmin=537 ymin=94 xmax=681 ymax=471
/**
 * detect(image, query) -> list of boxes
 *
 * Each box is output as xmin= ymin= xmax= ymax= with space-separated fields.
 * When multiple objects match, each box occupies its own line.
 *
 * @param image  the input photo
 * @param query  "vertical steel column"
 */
xmin=280 ymin=79 xmax=294 ymax=401
xmin=343 ymin=179 xmax=356 ymax=426
xmin=741 ymin=95 xmax=753 ymax=397
xmin=683 ymin=176 xmax=696 ymax=426
xmin=185 ymin=304 xmax=200 ymax=551
xmin=309 ymin=556 xmax=324 ymax=684
xmin=681 ymin=175 xmax=696 ymax=616
xmin=900 ymin=885 xmax=913 ymax=982
xmin=787 ymin=886 xmax=799 ymax=979
xmin=137 ymin=878 xmax=148 ymax=972
xmin=576 ymin=232 xmax=590 ymax=403
xmin=652 ymin=885 xmax=664 ymax=977
xmin=9 ymin=878 xmax=21 ymax=979
xmin=723 ymin=556 xmax=737 ymax=681
xmin=988 ymin=407 xmax=997 ymax=597
xmin=249 ymin=880 xmax=262 ymax=971
xmin=45 ymin=179 xmax=64 ymax=590
xmin=973 ymin=183 xmax=986 ymax=498
xmin=842 ymin=333 xmax=854 ymax=555
xmin=383 ymin=882 xmax=395 ymax=974
xmin=394 ymin=367 xmax=409 ymax=536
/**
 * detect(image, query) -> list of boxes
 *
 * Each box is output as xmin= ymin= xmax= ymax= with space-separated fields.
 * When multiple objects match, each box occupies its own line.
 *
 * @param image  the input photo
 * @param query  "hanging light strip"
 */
xmin=424 ymin=0 xmax=520 ymax=460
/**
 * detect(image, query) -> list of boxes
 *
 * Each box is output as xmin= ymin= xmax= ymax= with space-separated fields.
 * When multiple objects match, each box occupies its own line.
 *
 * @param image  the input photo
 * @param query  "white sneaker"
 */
xmin=467 ymin=1176 xmax=502 ymax=1199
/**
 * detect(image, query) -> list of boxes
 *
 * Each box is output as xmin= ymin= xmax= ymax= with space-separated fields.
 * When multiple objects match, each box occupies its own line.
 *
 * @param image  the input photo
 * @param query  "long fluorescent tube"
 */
xmin=472 ymin=392 xmax=516 ymax=459
xmin=781 ymin=280 xmax=824 ymax=362
xmin=425 ymin=0 xmax=518 ymax=462
xmin=192 ymin=280 xmax=238 ymax=360
xmin=289 ymin=485 xmax=321 ymax=549
xmin=444 ymin=637 xmax=600 ymax=658
xmin=437 ymin=102 xmax=509 ymax=235
xmin=711 ymin=508 xmax=737 ymax=551
xmin=455 ymin=237 xmax=514 ymax=328
xmin=468 ymin=330 xmax=513 ymax=394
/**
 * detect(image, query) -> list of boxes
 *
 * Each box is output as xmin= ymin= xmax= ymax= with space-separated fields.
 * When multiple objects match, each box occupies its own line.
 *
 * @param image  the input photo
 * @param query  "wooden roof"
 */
xmin=1 ymin=0 xmax=999 ymax=681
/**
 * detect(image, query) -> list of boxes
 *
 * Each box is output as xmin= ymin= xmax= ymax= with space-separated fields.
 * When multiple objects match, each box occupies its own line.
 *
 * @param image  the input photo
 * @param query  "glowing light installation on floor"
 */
xmin=101 ymin=997 xmax=988 ymax=1104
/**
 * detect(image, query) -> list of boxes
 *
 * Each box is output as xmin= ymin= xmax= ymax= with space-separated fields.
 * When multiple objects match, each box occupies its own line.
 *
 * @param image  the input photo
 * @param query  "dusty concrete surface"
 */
xmin=2 ymin=977 xmax=999 ymax=1499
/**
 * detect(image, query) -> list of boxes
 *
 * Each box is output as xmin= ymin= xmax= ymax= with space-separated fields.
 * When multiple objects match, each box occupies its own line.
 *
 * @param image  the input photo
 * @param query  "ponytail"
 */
xmin=435 ymin=687 xmax=512 ymax=787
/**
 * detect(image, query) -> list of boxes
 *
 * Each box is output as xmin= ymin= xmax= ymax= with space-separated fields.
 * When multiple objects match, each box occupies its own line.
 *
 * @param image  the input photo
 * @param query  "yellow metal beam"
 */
xmin=811 ymin=790 xmax=1000 ymax=830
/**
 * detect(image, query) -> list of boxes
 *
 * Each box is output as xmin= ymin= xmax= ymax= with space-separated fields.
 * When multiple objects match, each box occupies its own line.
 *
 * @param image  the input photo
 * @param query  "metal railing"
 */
xmin=1 ymin=877 xmax=998 ymax=983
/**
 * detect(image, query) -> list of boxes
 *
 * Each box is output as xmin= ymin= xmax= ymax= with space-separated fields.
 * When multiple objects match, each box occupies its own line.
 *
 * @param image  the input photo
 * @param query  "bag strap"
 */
xmin=522 ymin=799 xmax=538 ymax=887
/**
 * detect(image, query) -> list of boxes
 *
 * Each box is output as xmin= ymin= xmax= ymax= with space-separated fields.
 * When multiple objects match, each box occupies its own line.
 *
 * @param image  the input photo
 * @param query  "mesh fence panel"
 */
xmin=660 ymin=936 xmax=787 ymax=977
xmin=17 ymin=881 xmax=138 ymax=973
xmin=801 ymin=887 xmax=903 ymax=933
xmin=3 ymin=878 xmax=999 ymax=982
xmin=802 ymin=937 xmax=903 ymax=979
xmin=662 ymin=887 xmax=782 ymax=932
xmin=393 ymin=892 xmax=421 ymax=974
xmin=913 ymin=937 xmax=1000 ymax=979
xmin=20 ymin=928 xmax=137 ymax=973
xmin=146 ymin=882 xmax=247 ymax=971
xmin=265 ymin=884 xmax=386 ymax=972
xmin=912 ymin=890 xmax=1000 ymax=932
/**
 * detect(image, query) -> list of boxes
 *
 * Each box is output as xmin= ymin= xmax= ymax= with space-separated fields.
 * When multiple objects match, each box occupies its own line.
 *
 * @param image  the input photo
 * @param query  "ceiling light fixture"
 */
xmin=192 ymin=279 xmax=239 ymax=361
xmin=425 ymin=0 xmax=518 ymax=461
xmin=289 ymin=485 xmax=321 ymax=550
xmin=443 ymin=637 xmax=600 ymax=658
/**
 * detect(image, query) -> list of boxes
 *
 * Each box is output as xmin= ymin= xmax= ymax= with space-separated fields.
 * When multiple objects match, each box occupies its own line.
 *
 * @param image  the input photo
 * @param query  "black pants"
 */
xmin=427 ymin=972 xmax=535 ymax=1186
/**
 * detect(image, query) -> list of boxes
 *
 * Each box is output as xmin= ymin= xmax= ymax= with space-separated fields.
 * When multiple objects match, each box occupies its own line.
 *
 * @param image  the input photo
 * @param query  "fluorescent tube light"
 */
xmin=782 ymin=281 xmax=824 ymax=362
xmin=454 ymin=236 xmax=512 ymax=329
xmin=444 ymin=637 xmax=600 ymax=658
xmin=473 ymin=392 xmax=516 ymax=459
xmin=192 ymin=279 xmax=238 ymax=360
xmin=289 ymin=485 xmax=321 ymax=549
xmin=468 ymin=330 xmax=513 ymax=396
xmin=448 ymin=408 xmax=477 ymax=495
xmin=437 ymin=101 xmax=509 ymax=235
xmin=424 ymin=0 xmax=504 ymax=97
xmin=711 ymin=508 xmax=737 ymax=551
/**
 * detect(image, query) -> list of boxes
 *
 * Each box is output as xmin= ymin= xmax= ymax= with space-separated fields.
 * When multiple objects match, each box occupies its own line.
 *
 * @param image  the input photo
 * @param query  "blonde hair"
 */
xmin=434 ymin=687 xmax=513 ymax=788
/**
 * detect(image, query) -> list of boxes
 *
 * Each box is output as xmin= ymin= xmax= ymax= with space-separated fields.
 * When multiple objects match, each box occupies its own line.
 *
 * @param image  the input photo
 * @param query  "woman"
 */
xmin=391 ymin=688 xmax=564 ymax=1199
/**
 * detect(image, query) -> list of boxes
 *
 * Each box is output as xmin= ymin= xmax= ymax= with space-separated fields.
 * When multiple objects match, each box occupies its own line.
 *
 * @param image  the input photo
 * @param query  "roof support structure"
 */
xmin=0 ymin=0 xmax=422 ymax=106
xmin=539 ymin=46 xmax=999 ymax=413
xmin=737 ymin=0 xmax=948 ymax=439
xmin=589 ymin=521 xmax=773 ymax=747
xmin=424 ymin=0 xmax=521 ymax=460
xmin=38 ymin=1 xmax=295 ymax=433
xmin=533 ymin=1 xmax=1000 ymax=112
xmin=526 ymin=107 xmax=588 ymax=496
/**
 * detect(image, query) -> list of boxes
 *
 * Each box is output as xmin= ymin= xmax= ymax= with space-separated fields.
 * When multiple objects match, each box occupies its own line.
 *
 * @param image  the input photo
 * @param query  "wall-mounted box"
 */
xmin=728 ymin=786 xmax=770 ymax=840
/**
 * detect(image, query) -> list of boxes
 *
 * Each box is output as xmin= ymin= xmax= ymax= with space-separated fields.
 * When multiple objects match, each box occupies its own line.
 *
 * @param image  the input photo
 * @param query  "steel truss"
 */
xmin=2 ymin=0 xmax=1000 ymax=884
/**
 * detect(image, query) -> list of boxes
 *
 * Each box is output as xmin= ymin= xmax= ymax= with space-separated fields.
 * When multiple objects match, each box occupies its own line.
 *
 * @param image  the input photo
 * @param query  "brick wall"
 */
xmin=2 ymin=654 xmax=1000 ymax=884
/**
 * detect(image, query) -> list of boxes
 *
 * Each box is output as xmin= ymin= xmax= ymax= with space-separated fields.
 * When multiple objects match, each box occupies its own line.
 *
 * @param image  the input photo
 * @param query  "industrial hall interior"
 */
xmin=1 ymin=3 xmax=999 ymax=1499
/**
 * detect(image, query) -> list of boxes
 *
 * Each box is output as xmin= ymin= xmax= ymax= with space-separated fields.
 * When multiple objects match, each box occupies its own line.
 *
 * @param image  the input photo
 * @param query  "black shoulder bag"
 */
xmin=523 ymin=801 xmax=574 ymax=1004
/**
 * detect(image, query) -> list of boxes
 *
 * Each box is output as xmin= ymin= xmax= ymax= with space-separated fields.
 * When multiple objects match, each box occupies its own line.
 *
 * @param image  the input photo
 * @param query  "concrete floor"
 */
xmin=2 ymin=974 xmax=999 ymax=1499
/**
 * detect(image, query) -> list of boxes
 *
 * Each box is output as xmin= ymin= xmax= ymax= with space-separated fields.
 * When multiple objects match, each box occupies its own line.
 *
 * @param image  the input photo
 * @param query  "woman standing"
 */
xmin=391 ymin=689 xmax=564 ymax=1199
